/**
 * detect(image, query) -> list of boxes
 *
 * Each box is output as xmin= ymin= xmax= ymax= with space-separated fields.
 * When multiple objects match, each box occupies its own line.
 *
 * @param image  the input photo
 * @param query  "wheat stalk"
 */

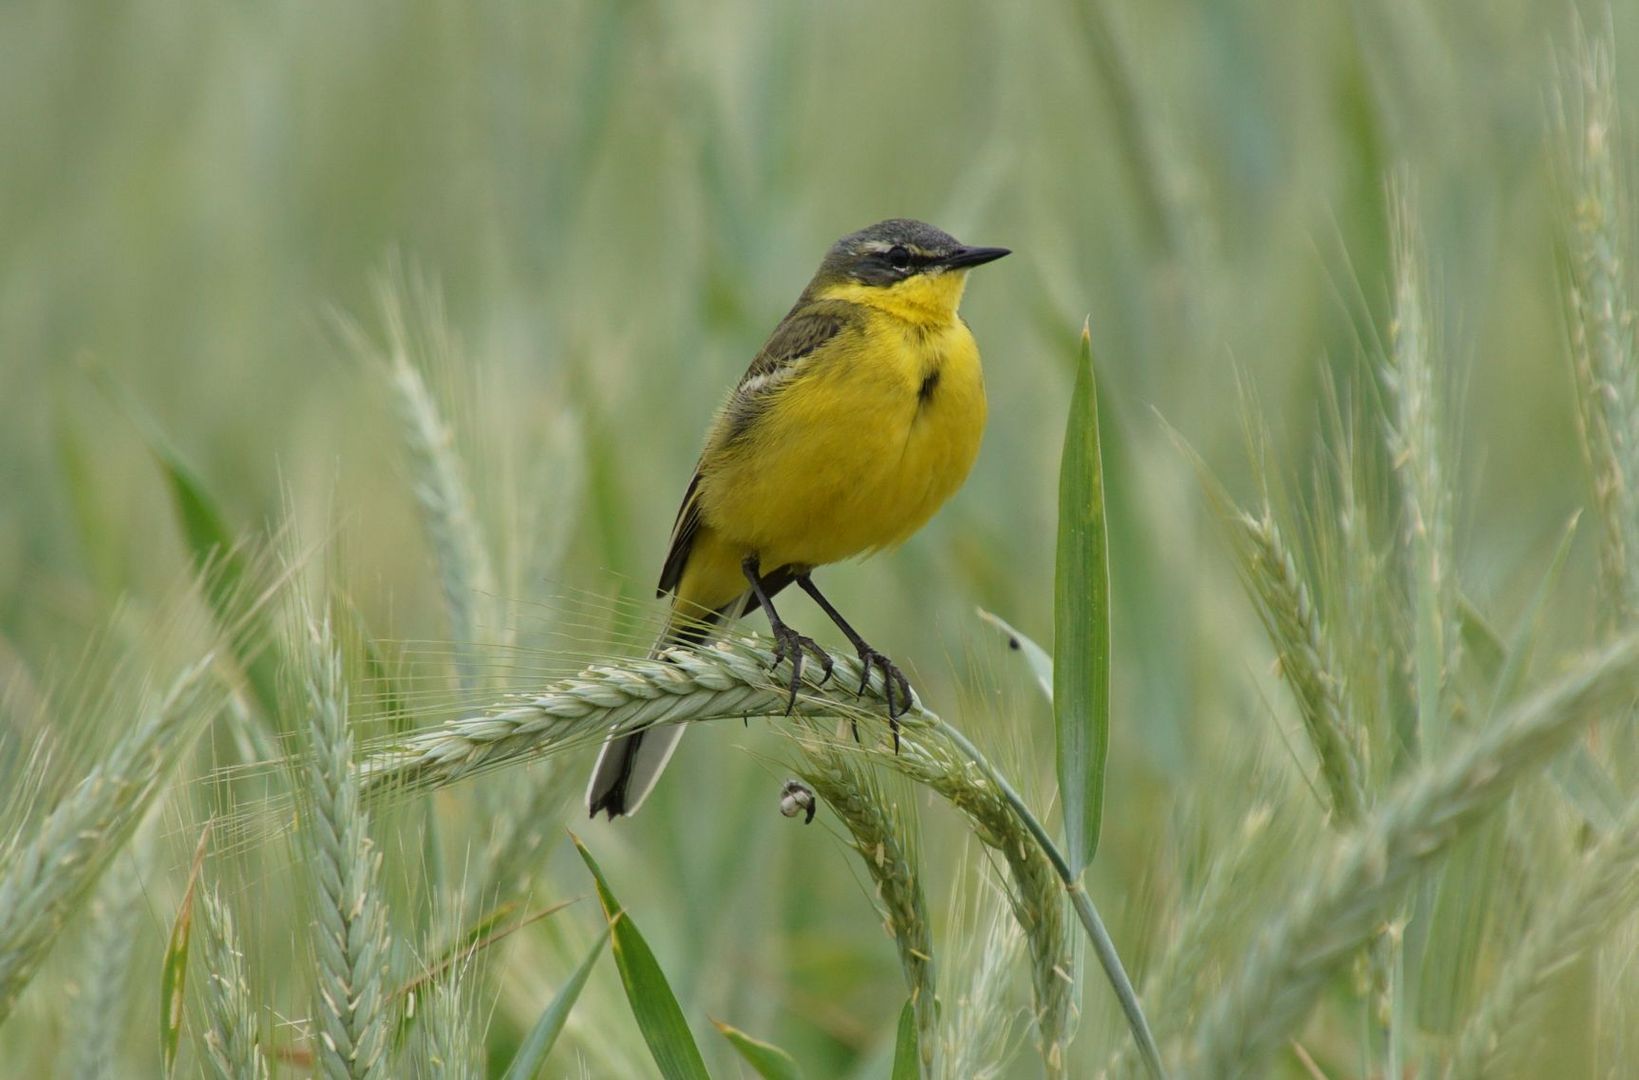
xmin=1173 ymin=428 xmax=1366 ymax=825
xmin=469 ymin=766 xmax=576 ymax=907
xmin=68 ymin=842 xmax=146 ymax=1079
xmin=199 ymin=885 xmax=269 ymax=1080
xmin=1559 ymin=34 xmax=1639 ymax=626
xmin=355 ymin=637 xmax=1160 ymax=1076
xmin=1103 ymin=806 xmax=1286 ymax=1079
xmin=1382 ymin=179 xmax=1459 ymax=754
xmin=414 ymin=966 xmax=485 ymax=1077
xmin=797 ymin=744 xmax=938 ymax=1072
xmin=872 ymin=726 xmax=1077 ymax=1078
xmin=939 ymin=884 xmax=1024 ymax=1080
xmin=1185 ymin=633 xmax=1639 ymax=1078
xmin=1226 ymin=508 xmax=1366 ymax=824
xmin=348 ymin=275 xmax=500 ymax=690
xmin=298 ymin=616 xmax=393 ymax=1080
xmin=1448 ymin=793 xmax=1639 ymax=1079
xmin=355 ymin=638 xmax=916 ymax=798
xmin=0 ymin=656 xmax=216 ymax=1023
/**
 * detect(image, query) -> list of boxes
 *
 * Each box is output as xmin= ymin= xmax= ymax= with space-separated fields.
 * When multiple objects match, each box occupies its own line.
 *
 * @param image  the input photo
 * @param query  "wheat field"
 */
xmin=4 ymin=2 xmax=1639 ymax=1077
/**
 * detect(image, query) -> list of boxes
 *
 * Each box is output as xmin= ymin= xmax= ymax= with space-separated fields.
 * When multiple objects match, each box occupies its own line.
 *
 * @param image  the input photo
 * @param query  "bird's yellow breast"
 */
xmin=696 ymin=298 xmax=986 ymax=577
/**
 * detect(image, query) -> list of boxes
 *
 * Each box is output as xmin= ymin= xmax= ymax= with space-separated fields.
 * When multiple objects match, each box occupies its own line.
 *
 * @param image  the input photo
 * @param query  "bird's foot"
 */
xmin=855 ymin=647 xmax=913 ymax=752
xmin=769 ymin=623 xmax=834 ymax=714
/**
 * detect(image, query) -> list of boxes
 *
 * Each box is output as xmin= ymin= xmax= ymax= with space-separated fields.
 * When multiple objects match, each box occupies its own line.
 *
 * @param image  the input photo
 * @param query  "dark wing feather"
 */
xmin=656 ymin=470 xmax=702 ymax=597
xmin=655 ymin=302 xmax=858 ymax=598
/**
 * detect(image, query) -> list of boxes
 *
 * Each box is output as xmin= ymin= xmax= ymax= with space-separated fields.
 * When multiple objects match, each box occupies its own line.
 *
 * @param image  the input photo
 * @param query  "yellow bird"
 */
xmin=587 ymin=219 xmax=1009 ymax=819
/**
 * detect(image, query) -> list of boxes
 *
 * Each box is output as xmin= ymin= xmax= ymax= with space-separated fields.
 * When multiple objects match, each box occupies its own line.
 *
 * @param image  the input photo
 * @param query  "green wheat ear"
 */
xmin=67 ymin=837 xmax=148 ymax=1078
xmin=1449 ymin=794 xmax=1639 ymax=1079
xmin=1559 ymin=33 xmax=1639 ymax=627
xmin=198 ymin=884 xmax=270 ymax=1080
xmin=293 ymin=606 xmax=394 ymax=1080
xmin=795 ymin=744 xmax=938 ymax=1073
xmin=938 ymin=874 xmax=1025 ymax=1079
xmin=1382 ymin=177 xmax=1460 ymax=759
xmin=1188 ymin=635 xmax=1639 ymax=1078
xmin=1174 ymin=427 xmax=1367 ymax=828
xmin=352 ymin=633 xmax=1158 ymax=1077
xmin=0 ymin=655 xmax=219 ymax=1024
xmin=338 ymin=271 xmax=501 ymax=692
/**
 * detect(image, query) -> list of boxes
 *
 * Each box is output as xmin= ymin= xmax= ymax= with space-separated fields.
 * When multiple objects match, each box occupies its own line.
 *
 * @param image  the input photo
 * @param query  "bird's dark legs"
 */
xmin=797 ymin=574 xmax=912 ymax=751
xmin=743 ymin=555 xmax=833 ymax=713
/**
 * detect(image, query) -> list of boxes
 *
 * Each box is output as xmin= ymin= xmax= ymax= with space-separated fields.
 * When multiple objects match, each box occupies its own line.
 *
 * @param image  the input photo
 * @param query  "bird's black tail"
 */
xmin=584 ymin=609 xmax=723 ymax=820
xmin=584 ymin=564 xmax=796 ymax=820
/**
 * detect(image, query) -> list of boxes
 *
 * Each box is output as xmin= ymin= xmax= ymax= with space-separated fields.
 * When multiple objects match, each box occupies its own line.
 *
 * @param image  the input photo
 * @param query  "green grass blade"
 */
xmin=94 ymin=370 xmax=282 ymax=721
xmin=1416 ymin=816 xmax=1505 ymax=1033
xmin=1486 ymin=516 xmax=1580 ymax=718
xmin=928 ymin=719 xmax=1164 ymax=1078
xmin=572 ymin=834 xmax=711 ymax=1080
xmin=1456 ymin=597 xmax=1507 ymax=690
xmin=1458 ymin=554 xmax=1623 ymax=833
xmin=501 ymin=927 xmax=610 ymax=1080
xmin=712 ymin=1020 xmax=803 ymax=1080
xmin=890 ymin=999 xmax=919 ymax=1080
xmin=52 ymin=395 xmax=122 ymax=599
xmin=1552 ymin=749 xmax=1624 ymax=833
xmin=976 ymin=607 xmax=1055 ymax=704
xmin=1188 ymin=633 xmax=1639 ymax=1077
xmin=1054 ymin=320 xmax=1112 ymax=873
xmin=1419 ymin=518 xmax=1581 ymax=1031
xmin=160 ymin=826 xmax=210 ymax=1075
xmin=398 ymin=899 xmax=577 ymax=1002
xmin=0 ymin=650 xmax=219 ymax=1023
xmin=348 ymin=604 xmax=411 ymax=734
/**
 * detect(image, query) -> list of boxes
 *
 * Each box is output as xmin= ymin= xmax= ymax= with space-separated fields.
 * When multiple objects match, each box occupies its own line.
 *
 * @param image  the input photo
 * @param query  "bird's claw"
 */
xmin=855 ymin=647 xmax=912 ymax=753
xmin=769 ymin=625 xmax=833 ymax=714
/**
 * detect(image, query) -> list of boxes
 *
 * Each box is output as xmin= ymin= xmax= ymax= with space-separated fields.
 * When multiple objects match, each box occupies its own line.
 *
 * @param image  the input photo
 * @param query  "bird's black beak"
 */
xmin=940 ymin=246 xmax=1011 ymax=270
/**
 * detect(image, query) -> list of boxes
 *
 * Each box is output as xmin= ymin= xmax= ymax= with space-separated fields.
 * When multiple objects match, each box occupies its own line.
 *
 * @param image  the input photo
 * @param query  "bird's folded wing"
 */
xmin=656 ymin=302 xmax=860 ymax=597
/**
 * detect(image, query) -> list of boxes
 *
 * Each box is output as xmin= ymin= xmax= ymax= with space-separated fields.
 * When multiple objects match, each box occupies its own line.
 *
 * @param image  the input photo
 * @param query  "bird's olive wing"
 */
xmin=721 ymin=303 xmax=857 ymax=443
xmin=656 ymin=304 xmax=857 ymax=597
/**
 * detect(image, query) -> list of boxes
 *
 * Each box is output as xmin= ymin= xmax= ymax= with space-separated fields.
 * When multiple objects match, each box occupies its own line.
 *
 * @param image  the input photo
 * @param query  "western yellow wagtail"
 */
xmin=587 ymin=219 xmax=1008 ymax=819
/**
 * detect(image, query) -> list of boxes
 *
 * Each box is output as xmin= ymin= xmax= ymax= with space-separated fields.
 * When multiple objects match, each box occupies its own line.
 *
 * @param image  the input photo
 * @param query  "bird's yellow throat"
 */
xmin=814 ymin=268 xmax=971 ymax=326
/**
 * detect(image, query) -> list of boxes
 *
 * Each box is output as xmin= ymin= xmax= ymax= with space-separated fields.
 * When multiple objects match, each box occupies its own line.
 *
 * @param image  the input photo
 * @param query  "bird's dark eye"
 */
xmin=886 ymin=245 xmax=912 ymax=270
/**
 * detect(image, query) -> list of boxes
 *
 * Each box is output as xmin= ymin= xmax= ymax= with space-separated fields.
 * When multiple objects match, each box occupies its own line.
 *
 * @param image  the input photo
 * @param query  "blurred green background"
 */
xmin=4 ymin=0 xmax=1638 ymax=1075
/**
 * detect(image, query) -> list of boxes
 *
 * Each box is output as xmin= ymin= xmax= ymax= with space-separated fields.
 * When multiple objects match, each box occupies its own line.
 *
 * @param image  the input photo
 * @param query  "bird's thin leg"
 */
xmin=796 ymin=574 xmax=912 ymax=751
xmin=743 ymin=555 xmax=833 ymax=713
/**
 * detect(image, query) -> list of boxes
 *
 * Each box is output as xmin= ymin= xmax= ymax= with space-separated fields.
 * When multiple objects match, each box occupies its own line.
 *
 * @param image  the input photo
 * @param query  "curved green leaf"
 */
xmin=1055 ymin=321 xmax=1112 ymax=873
xmin=712 ymin=1019 xmax=802 ymax=1080
xmin=95 ymin=369 xmax=283 ymax=724
xmin=890 ymin=999 xmax=918 ymax=1080
xmin=976 ymin=607 xmax=1055 ymax=704
xmin=502 ymin=927 xmax=609 ymax=1080
xmin=572 ymin=834 xmax=711 ymax=1080
xmin=160 ymin=826 xmax=211 ymax=1075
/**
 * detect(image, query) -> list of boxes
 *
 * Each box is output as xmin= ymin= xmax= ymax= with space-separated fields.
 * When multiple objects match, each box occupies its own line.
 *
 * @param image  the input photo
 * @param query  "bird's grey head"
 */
xmin=811 ymin=219 xmax=1010 ymax=289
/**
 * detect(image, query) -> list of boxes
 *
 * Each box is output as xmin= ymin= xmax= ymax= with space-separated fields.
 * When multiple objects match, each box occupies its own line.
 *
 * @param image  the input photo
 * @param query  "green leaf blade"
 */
xmin=502 ymin=927 xmax=610 ymax=1080
xmin=1054 ymin=322 xmax=1113 ymax=874
xmin=95 ymin=370 xmax=283 ymax=722
xmin=977 ymin=607 xmax=1055 ymax=704
xmin=712 ymin=1019 xmax=803 ymax=1080
xmin=572 ymin=834 xmax=711 ymax=1080
xmin=160 ymin=827 xmax=210 ymax=1075
xmin=890 ymin=999 xmax=919 ymax=1080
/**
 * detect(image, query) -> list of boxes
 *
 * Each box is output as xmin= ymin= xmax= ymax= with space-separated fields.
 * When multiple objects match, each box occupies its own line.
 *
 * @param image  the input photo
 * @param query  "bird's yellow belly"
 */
xmin=697 ymin=323 xmax=986 ymax=574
